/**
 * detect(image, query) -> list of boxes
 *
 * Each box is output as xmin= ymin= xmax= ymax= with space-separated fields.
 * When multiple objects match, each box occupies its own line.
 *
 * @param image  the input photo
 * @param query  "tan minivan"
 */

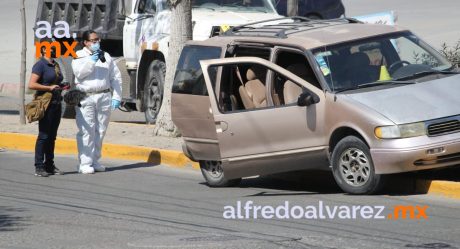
xmin=171 ymin=17 xmax=460 ymax=194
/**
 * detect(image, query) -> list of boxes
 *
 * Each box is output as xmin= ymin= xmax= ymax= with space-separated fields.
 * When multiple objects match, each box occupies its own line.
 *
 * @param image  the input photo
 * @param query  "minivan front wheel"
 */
xmin=331 ymin=136 xmax=385 ymax=194
xmin=200 ymin=160 xmax=241 ymax=187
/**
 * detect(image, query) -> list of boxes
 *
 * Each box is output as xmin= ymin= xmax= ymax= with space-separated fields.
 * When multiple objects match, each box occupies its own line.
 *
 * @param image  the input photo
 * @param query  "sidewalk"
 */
xmin=0 ymin=105 xmax=198 ymax=169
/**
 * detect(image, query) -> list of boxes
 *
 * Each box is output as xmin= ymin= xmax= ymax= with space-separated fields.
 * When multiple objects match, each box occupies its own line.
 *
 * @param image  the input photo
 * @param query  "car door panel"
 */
xmin=172 ymin=94 xmax=221 ymax=161
xmin=200 ymin=57 xmax=329 ymax=178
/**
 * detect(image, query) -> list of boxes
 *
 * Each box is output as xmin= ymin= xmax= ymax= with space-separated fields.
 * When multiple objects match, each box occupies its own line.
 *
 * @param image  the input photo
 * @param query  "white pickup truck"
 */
xmin=35 ymin=0 xmax=281 ymax=122
xmin=123 ymin=0 xmax=281 ymax=123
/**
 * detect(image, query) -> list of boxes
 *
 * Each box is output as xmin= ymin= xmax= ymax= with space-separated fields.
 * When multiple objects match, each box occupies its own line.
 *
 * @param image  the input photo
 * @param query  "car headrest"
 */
xmin=349 ymin=52 xmax=370 ymax=67
xmin=246 ymin=69 xmax=257 ymax=81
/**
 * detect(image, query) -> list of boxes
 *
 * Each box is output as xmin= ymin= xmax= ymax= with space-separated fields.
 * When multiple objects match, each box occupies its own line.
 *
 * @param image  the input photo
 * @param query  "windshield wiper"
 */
xmin=394 ymin=70 xmax=459 ymax=81
xmin=357 ymin=80 xmax=415 ymax=88
xmin=334 ymin=80 xmax=415 ymax=94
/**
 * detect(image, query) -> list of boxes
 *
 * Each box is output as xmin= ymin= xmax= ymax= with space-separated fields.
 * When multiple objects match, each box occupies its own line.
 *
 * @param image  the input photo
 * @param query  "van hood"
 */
xmin=192 ymin=9 xmax=281 ymax=40
xmin=345 ymin=74 xmax=460 ymax=124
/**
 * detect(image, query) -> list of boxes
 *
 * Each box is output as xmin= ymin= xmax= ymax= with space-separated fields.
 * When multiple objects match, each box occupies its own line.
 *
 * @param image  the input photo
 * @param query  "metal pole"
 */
xmin=19 ymin=0 xmax=27 ymax=124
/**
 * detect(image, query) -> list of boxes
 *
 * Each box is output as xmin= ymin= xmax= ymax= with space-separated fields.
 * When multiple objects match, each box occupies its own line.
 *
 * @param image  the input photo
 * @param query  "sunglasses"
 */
xmin=87 ymin=38 xmax=101 ymax=43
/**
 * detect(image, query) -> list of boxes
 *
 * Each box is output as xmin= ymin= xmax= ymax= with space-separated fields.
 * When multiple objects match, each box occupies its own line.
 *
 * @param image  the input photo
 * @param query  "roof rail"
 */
xmin=223 ymin=16 xmax=363 ymax=39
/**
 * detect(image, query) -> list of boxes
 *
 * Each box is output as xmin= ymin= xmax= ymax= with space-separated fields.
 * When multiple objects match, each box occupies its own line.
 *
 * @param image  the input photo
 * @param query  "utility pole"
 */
xmin=19 ymin=0 xmax=27 ymax=124
xmin=287 ymin=0 xmax=298 ymax=17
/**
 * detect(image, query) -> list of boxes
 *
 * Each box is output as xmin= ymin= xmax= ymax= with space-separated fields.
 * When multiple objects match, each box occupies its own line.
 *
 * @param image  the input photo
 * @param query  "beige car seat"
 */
xmin=239 ymin=68 xmax=266 ymax=109
xmin=283 ymin=64 xmax=307 ymax=104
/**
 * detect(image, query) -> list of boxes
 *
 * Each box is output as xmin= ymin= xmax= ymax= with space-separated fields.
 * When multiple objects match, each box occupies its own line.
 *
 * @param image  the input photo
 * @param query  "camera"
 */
xmin=98 ymin=50 xmax=106 ymax=63
xmin=59 ymin=81 xmax=70 ymax=90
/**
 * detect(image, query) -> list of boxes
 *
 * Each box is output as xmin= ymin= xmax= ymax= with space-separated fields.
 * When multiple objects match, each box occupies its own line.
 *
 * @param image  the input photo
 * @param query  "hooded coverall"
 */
xmin=71 ymin=47 xmax=122 ymax=171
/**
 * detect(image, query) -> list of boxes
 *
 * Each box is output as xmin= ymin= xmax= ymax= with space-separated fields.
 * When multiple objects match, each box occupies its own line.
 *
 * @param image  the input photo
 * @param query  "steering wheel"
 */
xmin=388 ymin=60 xmax=411 ymax=73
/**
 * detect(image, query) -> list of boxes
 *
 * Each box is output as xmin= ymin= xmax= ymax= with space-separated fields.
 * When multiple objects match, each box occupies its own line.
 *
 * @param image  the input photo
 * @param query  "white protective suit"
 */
xmin=72 ymin=47 xmax=122 ymax=171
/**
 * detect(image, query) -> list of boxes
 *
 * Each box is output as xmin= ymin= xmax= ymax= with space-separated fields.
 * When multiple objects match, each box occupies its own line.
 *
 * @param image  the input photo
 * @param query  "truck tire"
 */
xmin=55 ymin=57 xmax=76 ymax=119
xmin=143 ymin=60 xmax=165 ymax=124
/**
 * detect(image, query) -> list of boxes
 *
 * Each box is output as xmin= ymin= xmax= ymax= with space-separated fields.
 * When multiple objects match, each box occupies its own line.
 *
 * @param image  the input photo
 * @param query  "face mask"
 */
xmin=90 ymin=42 xmax=100 ymax=52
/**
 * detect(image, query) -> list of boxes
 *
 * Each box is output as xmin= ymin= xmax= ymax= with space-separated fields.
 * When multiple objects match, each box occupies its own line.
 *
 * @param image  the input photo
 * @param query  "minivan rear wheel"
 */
xmin=331 ymin=136 xmax=385 ymax=194
xmin=200 ymin=160 xmax=241 ymax=187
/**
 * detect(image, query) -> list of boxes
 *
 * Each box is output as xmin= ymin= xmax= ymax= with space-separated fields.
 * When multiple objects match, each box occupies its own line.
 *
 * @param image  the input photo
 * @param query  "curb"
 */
xmin=0 ymin=132 xmax=200 ymax=170
xmin=426 ymin=181 xmax=460 ymax=200
xmin=1 ymin=132 xmax=459 ymax=200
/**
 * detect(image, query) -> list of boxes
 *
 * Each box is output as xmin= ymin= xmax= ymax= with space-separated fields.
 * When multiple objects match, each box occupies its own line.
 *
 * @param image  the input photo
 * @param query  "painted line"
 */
xmin=0 ymin=132 xmax=199 ymax=170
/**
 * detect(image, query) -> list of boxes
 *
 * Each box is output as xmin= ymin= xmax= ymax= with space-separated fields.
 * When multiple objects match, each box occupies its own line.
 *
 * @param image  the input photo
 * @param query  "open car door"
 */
xmin=200 ymin=57 xmax=329 ymax=180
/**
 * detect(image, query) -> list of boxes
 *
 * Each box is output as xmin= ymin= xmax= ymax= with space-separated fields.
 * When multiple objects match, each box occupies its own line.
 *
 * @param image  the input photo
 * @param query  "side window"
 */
xmin=230 ymin=46 xmax=271 ymax=60
xmin=172 ymin=46 xmax=222 ymax=95
xmin=138 ymin=0 xmax=156 ymax=14
xmin=208 ymin=63 xmax=271 ymax=113
xmin=273 ymin=50 xmax=320 ymax=106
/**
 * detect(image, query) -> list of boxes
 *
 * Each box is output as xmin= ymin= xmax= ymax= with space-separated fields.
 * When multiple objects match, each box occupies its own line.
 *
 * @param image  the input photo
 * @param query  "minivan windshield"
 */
xmin=312 ymin=32 xmax=454 ymax=93
xmin=192 ymin=0 xmax=277 ymax=13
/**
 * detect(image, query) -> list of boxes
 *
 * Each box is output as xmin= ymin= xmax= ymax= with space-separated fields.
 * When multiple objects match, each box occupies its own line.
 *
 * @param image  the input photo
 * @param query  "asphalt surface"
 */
xmin=0 ymin=150 xmax=459 ymax=249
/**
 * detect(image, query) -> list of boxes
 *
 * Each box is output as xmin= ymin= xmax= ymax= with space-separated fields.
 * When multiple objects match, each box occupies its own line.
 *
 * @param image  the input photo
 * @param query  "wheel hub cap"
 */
xmin=339 ymin=148 xmax=371 ymax=187
xmin=205 ymin=161 xmax=223 ymax=178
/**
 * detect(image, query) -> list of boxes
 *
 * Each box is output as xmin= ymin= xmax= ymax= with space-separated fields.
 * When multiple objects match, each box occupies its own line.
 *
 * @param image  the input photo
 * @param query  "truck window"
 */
xmin=138 ymin=0 xmax=156 ymax=14
xmin=172 ymin=46 xmax=222 ymax=96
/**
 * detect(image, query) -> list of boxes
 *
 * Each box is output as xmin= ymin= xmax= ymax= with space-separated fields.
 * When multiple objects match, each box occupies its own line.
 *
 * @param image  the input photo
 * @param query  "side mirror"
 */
xmin=297 ymin=91 xmax=320 ymax=107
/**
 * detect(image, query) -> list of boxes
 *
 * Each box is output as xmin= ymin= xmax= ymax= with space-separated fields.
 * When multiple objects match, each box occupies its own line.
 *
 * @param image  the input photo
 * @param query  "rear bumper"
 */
xmin=371 ymin=134 xmax=460 ymax=174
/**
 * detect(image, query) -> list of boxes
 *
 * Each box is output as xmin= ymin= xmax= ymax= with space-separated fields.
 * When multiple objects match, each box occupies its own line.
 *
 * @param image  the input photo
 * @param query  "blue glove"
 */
xmin=90 ymin=52 xmax=99 ymax=62
xmin=111 ymin=99 xmax=121 ymax=110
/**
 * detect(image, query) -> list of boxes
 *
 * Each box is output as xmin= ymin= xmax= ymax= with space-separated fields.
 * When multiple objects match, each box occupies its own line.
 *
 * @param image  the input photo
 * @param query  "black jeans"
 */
xmin=34 ymin=102 xmax=62 ymax=169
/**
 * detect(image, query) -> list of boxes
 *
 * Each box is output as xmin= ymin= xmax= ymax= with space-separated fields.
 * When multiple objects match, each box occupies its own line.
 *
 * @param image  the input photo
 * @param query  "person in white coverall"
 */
xmin=71 ymin=30 xmax=122 ymax=174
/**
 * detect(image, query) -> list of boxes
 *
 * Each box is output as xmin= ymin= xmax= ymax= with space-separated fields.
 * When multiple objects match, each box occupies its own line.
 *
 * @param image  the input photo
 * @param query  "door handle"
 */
xmin=215 ymin=121 xmax=228 ymax=133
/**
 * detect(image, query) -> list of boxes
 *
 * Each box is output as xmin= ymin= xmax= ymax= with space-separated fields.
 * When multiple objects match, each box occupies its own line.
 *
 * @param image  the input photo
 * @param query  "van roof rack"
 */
xmin=222 ymin=16 xmax=363 ymax=39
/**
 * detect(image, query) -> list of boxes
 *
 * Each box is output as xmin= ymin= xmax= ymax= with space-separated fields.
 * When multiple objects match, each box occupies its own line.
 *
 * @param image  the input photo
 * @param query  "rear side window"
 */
xmin=172 ymin=45 xmax=222 ymax=95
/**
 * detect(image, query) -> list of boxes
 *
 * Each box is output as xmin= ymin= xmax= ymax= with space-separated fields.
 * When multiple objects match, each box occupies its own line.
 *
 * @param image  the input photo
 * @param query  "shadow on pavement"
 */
xmin=64 ymin=151 xmax=161 ymax=174
xmin=0 ymin=206 xmax=29 ymax=232
xmin=110 ymin=120 xmax=148 ymax=125
xmin=200 ymin=166 xmax=460 ymax=196
xmin=106 ymin=161 xmax=160 ymax=172
xmin=199 ymin=170 xmax=342 ymax=196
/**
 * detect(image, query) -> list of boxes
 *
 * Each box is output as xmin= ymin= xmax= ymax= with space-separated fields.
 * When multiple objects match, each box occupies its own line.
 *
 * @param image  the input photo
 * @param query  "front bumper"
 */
xmin=371 ymin=133 xmax=460 ymax=174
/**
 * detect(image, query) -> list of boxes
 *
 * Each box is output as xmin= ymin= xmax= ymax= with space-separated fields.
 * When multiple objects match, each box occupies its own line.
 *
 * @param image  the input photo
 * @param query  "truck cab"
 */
xmin=35 ymin=0 xmax=281 ymax=123
xmin=123 ymin=0 xmax=281 ymax=123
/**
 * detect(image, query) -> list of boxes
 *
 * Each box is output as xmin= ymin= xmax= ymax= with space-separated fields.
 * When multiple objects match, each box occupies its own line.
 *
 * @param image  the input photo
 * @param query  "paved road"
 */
xmin=1 ymin=150 xmax=459 ymax=249
xmin=343 ymin=0 xmax=460 ymax=49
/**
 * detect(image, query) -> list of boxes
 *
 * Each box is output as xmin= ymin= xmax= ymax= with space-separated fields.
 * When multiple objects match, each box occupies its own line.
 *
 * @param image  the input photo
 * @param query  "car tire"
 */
xmin=306 ymin=14 xmax=322 ymax=20
xmin=200 ymin=160 xmax=241 ymax=187
xmin=143 ymin=60 xmax=165 ymax=124
xmin=331 ymin=136 xmax=385 ymax=194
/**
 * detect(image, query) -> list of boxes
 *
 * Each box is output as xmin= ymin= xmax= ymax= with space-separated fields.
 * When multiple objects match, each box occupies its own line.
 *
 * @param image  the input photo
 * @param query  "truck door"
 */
xmin=123 ymin=0 xmax=157 ymax=68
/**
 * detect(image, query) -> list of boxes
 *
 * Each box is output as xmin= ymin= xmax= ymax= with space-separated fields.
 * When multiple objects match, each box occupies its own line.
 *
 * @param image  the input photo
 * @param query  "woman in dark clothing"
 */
xmin=28 ymin=39 xmax=64 ymax=177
